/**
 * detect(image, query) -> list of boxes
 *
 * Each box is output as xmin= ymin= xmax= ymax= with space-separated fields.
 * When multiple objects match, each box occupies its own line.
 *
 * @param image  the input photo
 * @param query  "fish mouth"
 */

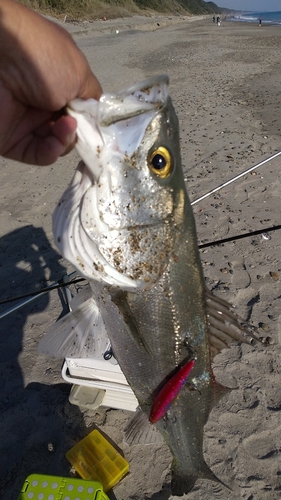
xmin=67 ymin=75 xmax=170 ymax=180
xmin=121 ymin=220 xmax=170 ymax=231
xmin=85 ymin=217 xmax=166 ymax=235
xmin=118 ymin=74 xmax=169 ymax=96
xmin=99 ymin=74 xmax=170 ymax=127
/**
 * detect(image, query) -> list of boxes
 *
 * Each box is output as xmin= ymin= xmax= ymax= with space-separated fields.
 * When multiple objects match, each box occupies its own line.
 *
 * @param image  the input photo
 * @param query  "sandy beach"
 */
xmin=0 ymin=15 xmax=280 ymax=500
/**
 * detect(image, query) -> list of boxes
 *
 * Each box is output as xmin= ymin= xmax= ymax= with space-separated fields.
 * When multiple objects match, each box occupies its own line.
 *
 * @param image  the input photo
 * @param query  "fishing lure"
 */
xmin=149 ymin=359 xmax=195 ymax=424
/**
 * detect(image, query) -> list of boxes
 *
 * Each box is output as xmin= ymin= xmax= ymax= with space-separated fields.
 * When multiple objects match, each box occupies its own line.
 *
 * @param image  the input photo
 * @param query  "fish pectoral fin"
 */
xmin=38 ymin=297 xmax=109 ymax=358
xmin=111 ymin=290 xmax=151 ymax=354
xmin=124 ymin=407 xmax=164 ymax=446
xmin=205 ymin=288 xmax=262 ymax=361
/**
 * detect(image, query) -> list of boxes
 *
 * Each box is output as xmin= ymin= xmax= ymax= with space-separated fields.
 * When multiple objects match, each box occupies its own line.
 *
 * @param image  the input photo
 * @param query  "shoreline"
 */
xmin=51 ymin=14 xmax=281 ymax=40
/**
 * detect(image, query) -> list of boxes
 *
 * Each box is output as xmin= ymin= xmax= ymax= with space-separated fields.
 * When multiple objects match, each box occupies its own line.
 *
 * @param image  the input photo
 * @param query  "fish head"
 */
xmin=54 ymin=75 xmax=187 ymax=291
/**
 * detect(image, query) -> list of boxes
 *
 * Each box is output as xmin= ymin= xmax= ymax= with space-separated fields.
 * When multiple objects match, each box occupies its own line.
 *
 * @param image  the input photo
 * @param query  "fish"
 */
xmin=39 ymin=75 xmax=259 ymax=495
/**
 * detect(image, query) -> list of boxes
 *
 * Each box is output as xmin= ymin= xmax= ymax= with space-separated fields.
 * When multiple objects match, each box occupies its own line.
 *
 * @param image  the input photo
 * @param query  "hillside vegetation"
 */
xmin=18 ymin=0 xmax=223 ymax=20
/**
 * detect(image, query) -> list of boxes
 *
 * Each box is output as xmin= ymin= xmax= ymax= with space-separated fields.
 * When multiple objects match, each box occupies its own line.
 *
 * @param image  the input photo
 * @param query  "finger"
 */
xmin=52 ymin=114 xmax=77 ymax=156
xmin=51 ymin=114 xmax=77 ymax=147
xmin=31 ymin=115 xmax=77 ymax=165
xmin=5 ymin=115 xmax=77 ymax=165
xmin=79 ymin=71 xmax=103 ymax=101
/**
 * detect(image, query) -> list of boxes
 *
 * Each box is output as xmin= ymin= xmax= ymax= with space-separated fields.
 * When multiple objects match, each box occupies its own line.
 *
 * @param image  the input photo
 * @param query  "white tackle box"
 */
xmin=60 ymin=281 xmax=138 ymax=412
xmin=62 ymin=356 xmax=138 ymax=412
xmin=64 ymin=356 xmax=127 ymax=384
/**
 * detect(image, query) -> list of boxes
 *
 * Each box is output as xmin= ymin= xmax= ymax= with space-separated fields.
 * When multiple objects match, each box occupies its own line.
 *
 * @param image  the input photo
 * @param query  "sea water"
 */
xmin=227 ymin=11 xmax=281 ymax=25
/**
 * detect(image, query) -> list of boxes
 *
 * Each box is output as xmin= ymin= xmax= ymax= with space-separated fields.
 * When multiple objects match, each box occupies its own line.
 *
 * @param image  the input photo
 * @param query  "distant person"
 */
xmin=217 ymin=16 xmax=221 ymax=26
xmin=259 ymin=17 xmax=262 ymax=26
xmin=213 ymin=16 xmax=215 ymax=23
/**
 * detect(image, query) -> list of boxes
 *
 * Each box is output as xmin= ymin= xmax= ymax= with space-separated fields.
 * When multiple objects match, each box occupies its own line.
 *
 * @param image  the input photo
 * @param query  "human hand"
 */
xmin=0 ymin=0 xmax=102 ymax=166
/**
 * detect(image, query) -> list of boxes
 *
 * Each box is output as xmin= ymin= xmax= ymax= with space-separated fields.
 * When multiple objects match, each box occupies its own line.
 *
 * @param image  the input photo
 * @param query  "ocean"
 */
xmin=227 ymin=11 xmax=281 ymax=26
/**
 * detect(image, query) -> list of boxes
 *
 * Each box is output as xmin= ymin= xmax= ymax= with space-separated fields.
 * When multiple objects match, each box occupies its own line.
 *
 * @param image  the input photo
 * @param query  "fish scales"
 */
xmin=39 ymin=75 xmax=260 ymax=495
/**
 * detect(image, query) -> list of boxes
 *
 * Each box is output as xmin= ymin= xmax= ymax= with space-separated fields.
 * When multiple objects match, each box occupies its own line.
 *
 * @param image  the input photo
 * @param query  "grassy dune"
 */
xmin=17 ymin=0 xmax=222 ymax=20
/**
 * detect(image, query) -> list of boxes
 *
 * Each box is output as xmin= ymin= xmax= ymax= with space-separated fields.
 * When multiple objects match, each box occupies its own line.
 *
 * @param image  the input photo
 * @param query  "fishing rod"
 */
xmin=198 ymin=224 xmax=281 ymax=249
xmin=0 ymin=272 xmax=82 ymax=320
xmin=191 ymin=151 xmax=281 ymax=206
xmin=0 ymin=276 xmax=85 ymax=306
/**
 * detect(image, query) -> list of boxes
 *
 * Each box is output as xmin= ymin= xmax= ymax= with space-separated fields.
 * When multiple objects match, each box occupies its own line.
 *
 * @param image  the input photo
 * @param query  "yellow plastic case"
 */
xmin=66 ymin=429 xmax=129 ymax=492
xmin=18 ymin=474 xmax=109 ymax=500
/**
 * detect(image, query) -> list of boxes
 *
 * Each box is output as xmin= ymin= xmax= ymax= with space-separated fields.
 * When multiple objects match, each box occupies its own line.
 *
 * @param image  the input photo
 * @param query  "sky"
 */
xmin=215 ymin=0 xmax=280 ymax=11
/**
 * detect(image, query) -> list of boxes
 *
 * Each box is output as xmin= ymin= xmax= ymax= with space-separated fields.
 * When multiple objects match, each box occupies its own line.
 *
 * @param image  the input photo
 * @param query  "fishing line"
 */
xmin=190 ymin=151 xmax=281 ymax=206
xmin=1 ymin=224 xmax=280 ymax=310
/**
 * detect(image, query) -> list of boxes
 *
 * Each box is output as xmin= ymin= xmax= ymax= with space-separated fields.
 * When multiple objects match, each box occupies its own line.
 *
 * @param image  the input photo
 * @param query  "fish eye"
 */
xmin=149 ymin=147 xmax=173 ymax=179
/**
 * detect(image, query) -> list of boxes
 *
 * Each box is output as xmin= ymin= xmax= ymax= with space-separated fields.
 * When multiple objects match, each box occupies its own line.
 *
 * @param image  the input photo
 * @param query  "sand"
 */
xmin=0 ymin=15 xmax=280 ymax=500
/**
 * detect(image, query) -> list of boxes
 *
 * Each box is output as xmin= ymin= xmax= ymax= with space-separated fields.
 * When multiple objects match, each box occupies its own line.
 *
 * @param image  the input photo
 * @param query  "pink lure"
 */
xmin=149 ymin=359 xmax=195 ymax=424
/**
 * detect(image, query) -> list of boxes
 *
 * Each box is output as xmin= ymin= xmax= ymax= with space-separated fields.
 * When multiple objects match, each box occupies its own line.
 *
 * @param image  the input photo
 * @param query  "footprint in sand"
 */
xmin=242 ymin=426 xmax=281 ymax=460
xmin=230 ymin=259 xmax=251 ymax=290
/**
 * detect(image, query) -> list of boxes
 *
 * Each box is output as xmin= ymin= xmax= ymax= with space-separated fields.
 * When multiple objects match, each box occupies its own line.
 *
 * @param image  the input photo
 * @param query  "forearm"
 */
xmin=0 ymin=0 xmax=101 ymax=109
xmin=0 ymin=0 xmax=46 ymax=105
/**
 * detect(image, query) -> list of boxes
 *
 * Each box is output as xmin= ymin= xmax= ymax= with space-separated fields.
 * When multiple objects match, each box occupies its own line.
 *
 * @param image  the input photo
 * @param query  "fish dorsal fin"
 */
xmin=205 ymin=288 xmax=261 ymax=361
xmin=124 ymin=407 xmax=164 ymax=446
xmin=38 ymin=297 xmax=109 ymax=358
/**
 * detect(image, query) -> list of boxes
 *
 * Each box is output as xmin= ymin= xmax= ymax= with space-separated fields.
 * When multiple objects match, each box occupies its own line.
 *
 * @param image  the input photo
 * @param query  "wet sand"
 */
xmin=0 ymin=16 xmax=280 ymax=500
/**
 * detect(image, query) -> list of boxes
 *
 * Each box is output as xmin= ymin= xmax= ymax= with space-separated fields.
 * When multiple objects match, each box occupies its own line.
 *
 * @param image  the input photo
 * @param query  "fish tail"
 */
xmin=171 ymin=467 xmax=197 ymax=496
xmin=171 ymin=460 xmax=230 ymax=495
xmin=199 ymin=461 xmax=230 ymax=490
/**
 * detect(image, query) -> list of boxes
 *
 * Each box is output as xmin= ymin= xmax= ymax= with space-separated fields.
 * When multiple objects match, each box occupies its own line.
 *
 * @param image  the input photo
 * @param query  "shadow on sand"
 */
xmin=0 ymin=225 xmax=90 ymax=499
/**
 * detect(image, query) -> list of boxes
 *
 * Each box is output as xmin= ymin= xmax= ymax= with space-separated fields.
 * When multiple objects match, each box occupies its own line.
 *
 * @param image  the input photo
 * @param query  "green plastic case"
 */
xmin=18 ymin=473 xmax=109 ymax=500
